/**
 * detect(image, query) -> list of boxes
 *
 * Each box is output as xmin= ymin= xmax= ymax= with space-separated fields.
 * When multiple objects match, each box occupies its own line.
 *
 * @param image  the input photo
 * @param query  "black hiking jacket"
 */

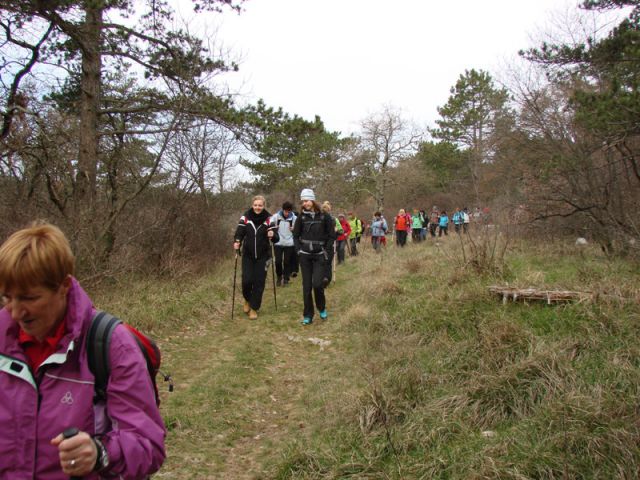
xmin=234 ymin=209 xmax=279 ymax=259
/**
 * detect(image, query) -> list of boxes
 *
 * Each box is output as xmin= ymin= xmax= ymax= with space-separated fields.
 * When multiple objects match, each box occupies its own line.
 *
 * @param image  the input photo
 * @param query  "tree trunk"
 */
xmin=376 ymin=162 xmax=388 ymax=213
xmin=76 ymin=4 xmax=102 ymax=208
xmin=69 ymin=3 xmax=103 ymax=265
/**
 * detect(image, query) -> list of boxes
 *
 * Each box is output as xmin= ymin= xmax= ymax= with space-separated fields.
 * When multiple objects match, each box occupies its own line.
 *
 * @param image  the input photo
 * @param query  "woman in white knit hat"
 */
xmin=292 ymin=189 xmax=335 ymax=325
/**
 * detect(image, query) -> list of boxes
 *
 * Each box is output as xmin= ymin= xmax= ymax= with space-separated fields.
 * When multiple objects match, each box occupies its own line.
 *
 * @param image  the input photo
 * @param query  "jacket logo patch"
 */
xmin=61 ymin=391 xmax=74 ymax=405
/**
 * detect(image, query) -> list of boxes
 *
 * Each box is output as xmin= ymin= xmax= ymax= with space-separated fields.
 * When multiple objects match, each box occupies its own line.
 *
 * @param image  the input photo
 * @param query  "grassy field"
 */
xmin=92 ymin=232 xmax=640 ymax=479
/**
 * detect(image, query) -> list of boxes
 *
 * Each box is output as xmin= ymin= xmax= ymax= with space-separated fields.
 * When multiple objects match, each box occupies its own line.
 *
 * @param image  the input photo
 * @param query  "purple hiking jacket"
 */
xmin=0 ymin=277 xmax=166 ymax=479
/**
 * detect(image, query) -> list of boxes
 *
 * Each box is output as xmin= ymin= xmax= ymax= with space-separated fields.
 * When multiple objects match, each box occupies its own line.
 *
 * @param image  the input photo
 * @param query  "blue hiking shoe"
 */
xmin=301 ymin=317 xmax=313 ymax=325
xmin=319 ymin=309 xmax=328 ymax=320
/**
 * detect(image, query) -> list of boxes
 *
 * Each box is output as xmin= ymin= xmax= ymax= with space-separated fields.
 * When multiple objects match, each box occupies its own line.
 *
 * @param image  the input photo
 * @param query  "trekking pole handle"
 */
xmin=62 ymin=427 xmax=82 ymax=480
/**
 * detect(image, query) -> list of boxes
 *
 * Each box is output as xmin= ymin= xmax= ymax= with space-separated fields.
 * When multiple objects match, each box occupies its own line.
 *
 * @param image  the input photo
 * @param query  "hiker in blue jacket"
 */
xmin=452 ymin=207 xmax=463 ymax=234
xmin=271 ymin=201 xmax=297 ymax=286
xmin=438 ymin=210 xmax=449 ymax=237
xmin=370 ymin=212 xmax=388 ymax=251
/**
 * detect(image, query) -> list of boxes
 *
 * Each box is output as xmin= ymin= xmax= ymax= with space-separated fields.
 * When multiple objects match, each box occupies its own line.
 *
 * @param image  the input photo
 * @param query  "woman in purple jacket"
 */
xmin=0 ymin=222 xmax=165 ymax=479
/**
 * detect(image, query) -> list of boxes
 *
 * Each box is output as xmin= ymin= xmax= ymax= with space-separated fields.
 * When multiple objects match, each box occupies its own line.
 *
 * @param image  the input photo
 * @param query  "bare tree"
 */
xmin=165 ymin=119 xmax=241 ymax=203
xmin=358 ymin=106 xmax=422 ymax=212
xmin=510 ymin=1 xmax=640 ymax=255
xmin=506 ymin=67 xmax=639 ymax=254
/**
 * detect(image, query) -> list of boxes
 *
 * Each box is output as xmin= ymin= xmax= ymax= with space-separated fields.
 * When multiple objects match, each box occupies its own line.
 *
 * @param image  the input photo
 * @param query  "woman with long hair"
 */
xmin=293 ymin=189 xmax=335 ymax=325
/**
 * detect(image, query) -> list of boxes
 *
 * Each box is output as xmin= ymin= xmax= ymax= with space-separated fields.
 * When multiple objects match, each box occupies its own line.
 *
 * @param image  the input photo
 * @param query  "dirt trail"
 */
xmin=222 ymin=332 xmax=309 ymax=479
xmin=156 ymin=276 xmax=337 ymax=479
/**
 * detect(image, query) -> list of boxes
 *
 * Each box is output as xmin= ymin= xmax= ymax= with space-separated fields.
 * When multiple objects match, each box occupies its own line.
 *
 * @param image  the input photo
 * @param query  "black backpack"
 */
xmin=87 ymin=311 xmax=173 ymax=406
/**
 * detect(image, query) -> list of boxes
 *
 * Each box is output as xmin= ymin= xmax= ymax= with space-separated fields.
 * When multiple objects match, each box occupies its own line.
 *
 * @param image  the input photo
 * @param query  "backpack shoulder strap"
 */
xmin=87 ymin=311 xmax=122 ymax=403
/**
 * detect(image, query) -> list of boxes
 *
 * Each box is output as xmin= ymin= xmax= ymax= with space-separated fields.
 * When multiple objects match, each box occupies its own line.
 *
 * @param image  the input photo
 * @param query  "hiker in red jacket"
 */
xmin=336 ymin=213 xmax=351 ymax=264
xmin=394 ymin=208 xmax=409 ymax=247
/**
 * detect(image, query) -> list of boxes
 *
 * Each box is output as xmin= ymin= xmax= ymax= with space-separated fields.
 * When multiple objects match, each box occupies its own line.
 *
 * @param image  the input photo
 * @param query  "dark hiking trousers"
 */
xmin=350 ymin=237 xmax=358 ymax=256
xmin=242 ymin=254 xmax=269 ymax=311
xmin=274 ymin=245 xmax=295 ymax=281
xmin=299 ymin=252 xmax=326 ymax=320
xmin=290 ymin=247 xmax=299 ymax=274
xmin=336 ymin=239 xmax=347 ymax=263
xmin=396 ymin=230 xmax=407 ymax=247
xmin=324 ymin=247 xmax=334 ymax=284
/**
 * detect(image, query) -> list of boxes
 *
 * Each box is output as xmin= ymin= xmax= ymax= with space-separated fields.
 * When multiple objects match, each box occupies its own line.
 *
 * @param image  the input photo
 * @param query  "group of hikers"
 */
xmin=232 ymin=190 xmax=479 ymax=325
xmin=233 ymin=189 xmax=364 ymax=326
xmin=391 ymin=206 xmax=475 ymax=246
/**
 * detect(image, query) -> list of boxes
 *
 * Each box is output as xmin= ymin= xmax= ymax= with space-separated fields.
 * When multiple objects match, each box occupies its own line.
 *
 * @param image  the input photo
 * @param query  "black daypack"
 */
xmin=87 ymin=311 xmax=173 ymax=406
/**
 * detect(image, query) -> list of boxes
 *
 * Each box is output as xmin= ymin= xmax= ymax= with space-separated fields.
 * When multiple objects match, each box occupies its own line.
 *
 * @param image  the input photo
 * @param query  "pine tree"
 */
xmin=431 ymin=69 xmax=511 ymax=202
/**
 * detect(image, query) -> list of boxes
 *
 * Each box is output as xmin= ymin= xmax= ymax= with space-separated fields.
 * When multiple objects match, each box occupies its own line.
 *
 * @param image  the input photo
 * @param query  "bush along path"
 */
xmin=96 ymin=237 xmax=640 ymax=479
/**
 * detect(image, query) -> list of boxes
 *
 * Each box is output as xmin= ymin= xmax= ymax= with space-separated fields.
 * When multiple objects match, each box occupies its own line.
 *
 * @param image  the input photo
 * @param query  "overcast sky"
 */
xmin=177 ymin=0 xmax=589 ymax=136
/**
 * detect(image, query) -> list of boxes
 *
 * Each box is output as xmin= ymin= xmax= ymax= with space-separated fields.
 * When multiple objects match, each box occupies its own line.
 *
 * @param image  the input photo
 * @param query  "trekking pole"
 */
xmin=333 ymin=242 xmax=337 ymax=282
xmin=231 ymin=251 xmax=239 ymax=320
xmin=271 ymin=243 xmax=278 ymax=311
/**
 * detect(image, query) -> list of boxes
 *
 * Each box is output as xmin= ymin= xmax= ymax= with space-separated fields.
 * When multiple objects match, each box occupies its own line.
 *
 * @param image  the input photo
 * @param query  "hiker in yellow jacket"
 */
xmin=348 ymin=211 xmax=363 ymax=256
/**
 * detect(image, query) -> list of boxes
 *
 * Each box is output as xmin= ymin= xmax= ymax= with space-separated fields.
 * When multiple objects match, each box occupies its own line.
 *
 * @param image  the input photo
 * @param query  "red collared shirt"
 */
xmin=18 ymin=319 xmax=66 ymax=372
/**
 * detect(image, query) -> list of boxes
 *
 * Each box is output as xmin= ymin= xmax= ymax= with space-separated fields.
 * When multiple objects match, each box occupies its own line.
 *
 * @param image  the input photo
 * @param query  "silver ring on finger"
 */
xmin=70 ymin=459 xmax=76 ymax=467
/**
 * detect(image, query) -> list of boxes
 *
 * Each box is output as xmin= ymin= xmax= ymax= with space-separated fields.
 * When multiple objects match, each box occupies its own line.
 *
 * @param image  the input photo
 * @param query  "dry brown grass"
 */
xmin=477 ymin=320 xmax=532 ymax=368
xmin=432 ymin=350 xmax=571 ymax=429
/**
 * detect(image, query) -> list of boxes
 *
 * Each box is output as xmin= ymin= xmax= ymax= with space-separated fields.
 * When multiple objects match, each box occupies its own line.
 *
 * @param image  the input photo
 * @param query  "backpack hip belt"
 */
xmin=300 ymin=238 xmax=325 ymax=252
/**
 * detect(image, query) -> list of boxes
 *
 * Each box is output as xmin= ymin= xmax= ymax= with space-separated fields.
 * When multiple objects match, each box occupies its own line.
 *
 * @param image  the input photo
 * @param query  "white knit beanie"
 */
xmin=300 ymin=188 xmax=316 ymax=201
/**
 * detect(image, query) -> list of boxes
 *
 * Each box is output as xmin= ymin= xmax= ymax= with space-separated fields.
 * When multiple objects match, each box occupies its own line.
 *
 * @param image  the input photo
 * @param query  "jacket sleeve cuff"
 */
xmin=97 ymin=435 xmax=122 ymax=477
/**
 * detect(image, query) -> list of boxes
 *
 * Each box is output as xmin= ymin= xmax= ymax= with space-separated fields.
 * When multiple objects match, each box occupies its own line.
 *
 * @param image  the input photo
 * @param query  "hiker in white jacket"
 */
xmin=271 ymin=201 xmax=297 ymax=286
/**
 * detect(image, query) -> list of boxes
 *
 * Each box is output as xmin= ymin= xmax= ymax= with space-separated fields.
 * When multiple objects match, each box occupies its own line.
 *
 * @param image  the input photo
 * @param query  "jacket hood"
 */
xmin=64 ymin=277 xmax=95 ymax=338
xmin=277 ymin=209 xmax=294 ymax=219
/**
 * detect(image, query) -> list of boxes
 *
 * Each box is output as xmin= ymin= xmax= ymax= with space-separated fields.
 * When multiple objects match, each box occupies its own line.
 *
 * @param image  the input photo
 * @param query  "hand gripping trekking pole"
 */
xmin=232 ymin=251 xmax=239 ymax=320
xmin=62 ymin=427 xmax=81 ymax=480
xmin=270 ymin=243 xmax=278 ymax=311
